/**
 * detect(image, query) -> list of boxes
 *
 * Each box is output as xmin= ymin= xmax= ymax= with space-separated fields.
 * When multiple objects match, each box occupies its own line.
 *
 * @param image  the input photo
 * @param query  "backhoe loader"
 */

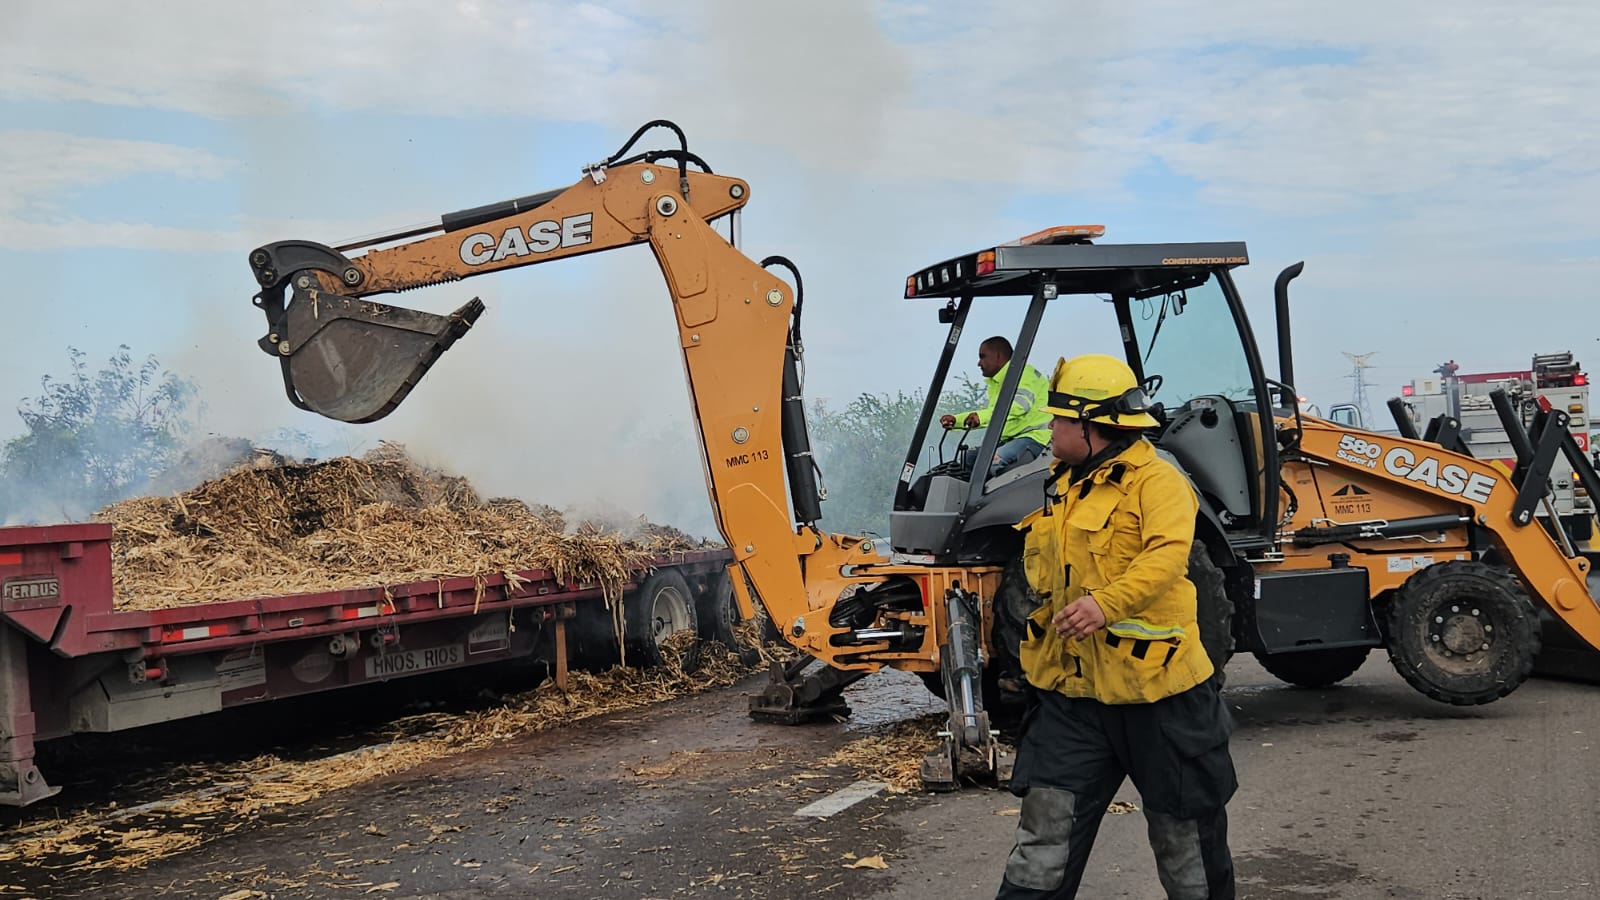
xmin=244 ymin=121 xmax=1600 ymax=788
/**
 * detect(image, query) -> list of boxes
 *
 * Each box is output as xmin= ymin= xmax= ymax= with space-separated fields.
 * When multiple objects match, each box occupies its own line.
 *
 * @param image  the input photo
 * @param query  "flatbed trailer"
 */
xmin=0 ymin=522 xmax=734 ymax=806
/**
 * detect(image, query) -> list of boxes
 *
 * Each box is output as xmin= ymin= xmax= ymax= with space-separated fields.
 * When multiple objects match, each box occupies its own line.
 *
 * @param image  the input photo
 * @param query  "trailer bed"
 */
xmin=0 ymin=522 xmax=733 ymax=805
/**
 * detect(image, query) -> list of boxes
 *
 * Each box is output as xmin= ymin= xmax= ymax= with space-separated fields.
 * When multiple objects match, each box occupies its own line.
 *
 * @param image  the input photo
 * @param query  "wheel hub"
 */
xmin=651 ymin=587 xmax=693 ymax=644
xmin=1431 ymin=603 xmax=1491 ymax=657
xmin=1389 ymin=560 xmax=1536 ymax=705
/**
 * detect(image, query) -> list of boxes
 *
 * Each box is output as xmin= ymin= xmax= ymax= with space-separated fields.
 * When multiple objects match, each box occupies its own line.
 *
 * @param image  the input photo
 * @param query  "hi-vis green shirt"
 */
xmin=959 ymin=361 xmax=1052 ymax=447
xmin=1016 ymin=439 xmax=1212 ymax=704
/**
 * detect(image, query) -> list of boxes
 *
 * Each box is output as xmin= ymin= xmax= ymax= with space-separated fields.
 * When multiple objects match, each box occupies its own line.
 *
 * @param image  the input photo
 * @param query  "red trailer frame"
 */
xmin=0 ymin=523 xmax=732 ymax=806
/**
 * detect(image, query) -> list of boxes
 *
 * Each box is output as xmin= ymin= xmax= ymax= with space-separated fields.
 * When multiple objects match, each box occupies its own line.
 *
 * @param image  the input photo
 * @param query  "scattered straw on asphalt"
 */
xmin=95 ymin=441 xmax=716 ymax=610
xmin=0 ymin=635 xmax=774 ymax=872
xmin=1 ymin=645 xmax=940 ymax=873
xmin=818 ymin=714 xmax=945 ymax=793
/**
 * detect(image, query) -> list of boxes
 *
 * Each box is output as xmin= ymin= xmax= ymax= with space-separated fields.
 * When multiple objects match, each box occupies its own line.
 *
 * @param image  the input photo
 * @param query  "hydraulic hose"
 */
xmin=602 ymin=119 xmax=691 ymax=196
xmin=763 ymin=257 xmax=822 ymax=526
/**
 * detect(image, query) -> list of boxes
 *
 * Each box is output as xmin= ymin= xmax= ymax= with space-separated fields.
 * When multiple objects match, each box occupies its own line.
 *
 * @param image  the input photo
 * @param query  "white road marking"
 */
xmin=794 ymin=780 xmax=887 ymax=818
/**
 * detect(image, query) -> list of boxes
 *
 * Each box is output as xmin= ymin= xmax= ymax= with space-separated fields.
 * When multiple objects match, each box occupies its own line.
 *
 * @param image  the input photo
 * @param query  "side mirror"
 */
xmin=1328 ymin=403 xmax=1364 ymax=428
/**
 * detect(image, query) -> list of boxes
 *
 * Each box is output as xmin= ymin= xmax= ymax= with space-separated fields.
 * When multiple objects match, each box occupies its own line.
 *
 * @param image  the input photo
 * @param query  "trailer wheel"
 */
xmin=1386 ymin=560 xmax=1539 ymax=705
xmin=698 ymin=570 xmax=738 ymax=647
xmin=625 ymin=569 xmax=699 ymax=669
xmin=699 ymin=569 xmax=759 ymax=664
xmin=1253 ymin=646 xmax=1371 ymax=688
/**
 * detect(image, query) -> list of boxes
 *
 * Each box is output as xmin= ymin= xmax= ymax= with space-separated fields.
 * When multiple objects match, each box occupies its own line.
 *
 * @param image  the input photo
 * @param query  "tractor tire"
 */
xmin=624 ymin=569 xmax=699 ymax=669
xmin=1253 ymin=646 xmax=1371 ymax=688
xmin=1189 ymin=541 xmax=1236 ymax=688
xmin=991 ymin=555 xmax=1037 ymax=668
xmin=1386 ymin=560 xmax=1539 ymax=705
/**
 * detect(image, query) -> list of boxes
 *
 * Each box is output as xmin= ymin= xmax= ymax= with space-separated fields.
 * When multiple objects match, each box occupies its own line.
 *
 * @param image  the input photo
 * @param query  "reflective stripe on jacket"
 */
xmin=960 ymin=361 xmax=1052 ymax=447
xmin=1015 ymin=439 xmax=1211 ymax=704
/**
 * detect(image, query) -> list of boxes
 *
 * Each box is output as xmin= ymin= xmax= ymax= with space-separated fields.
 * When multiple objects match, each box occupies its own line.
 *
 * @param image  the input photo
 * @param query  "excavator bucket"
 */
xmin=265 ymin=292 xmax=484 ymax=423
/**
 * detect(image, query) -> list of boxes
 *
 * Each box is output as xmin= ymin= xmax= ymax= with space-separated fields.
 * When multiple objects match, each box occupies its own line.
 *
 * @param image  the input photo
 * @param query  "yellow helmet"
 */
xmin=1042 ymin=354 xmax=1161 ymax=429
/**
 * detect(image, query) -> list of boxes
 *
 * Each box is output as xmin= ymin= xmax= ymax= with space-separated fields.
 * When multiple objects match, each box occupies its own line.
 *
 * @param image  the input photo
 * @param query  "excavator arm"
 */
xmin=248 ymin=164 xmax=748 ymax=421
xmin=245 ymin=125 xmax=896 ymax=676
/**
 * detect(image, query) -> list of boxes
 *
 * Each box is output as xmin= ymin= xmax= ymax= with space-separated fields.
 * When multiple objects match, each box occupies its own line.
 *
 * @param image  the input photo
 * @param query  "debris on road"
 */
xmin=819 ymin=714 xmax=943 ymax=792
xmin=0 ymin=635 xmax=766 ymax=873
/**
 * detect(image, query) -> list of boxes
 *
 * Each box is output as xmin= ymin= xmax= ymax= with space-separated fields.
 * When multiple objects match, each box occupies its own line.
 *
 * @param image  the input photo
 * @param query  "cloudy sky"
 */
xmin=3 ymin=1 xmax=1597 ymax=527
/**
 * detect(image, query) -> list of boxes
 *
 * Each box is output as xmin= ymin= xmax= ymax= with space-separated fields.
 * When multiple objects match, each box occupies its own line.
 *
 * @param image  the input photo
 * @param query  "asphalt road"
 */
xmin=10 ymin=654 xmax=1600 ymax=899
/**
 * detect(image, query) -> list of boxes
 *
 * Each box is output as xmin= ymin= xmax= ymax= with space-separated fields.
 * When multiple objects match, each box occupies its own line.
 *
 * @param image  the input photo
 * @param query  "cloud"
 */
xmin=0 ymin=1 xmax=650 ymax=120
xmin=0 ymin=219 xmax=243 ymax=253
xmin=0 ymin=130 xmax=234 ymax=212
xmin=0 ymin=130 xmax=247 ymax=250
xmin=8 ymin=1 xmax=1598 ymax=231
xmin=0 ymin=127 xmax=469 ymax=251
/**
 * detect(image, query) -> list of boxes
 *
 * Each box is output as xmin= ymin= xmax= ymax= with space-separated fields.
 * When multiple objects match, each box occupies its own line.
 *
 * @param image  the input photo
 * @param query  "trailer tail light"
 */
xmin=1576 ymin=373 xmax=1588 ymax=386
xmin=976 ymin=250 xmax=996 ymax=276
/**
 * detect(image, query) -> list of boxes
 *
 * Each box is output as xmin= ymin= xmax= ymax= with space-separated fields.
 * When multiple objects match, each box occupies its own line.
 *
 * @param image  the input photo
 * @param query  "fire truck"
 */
xmin=1398 ymin=352 xmax=1593 ymax=543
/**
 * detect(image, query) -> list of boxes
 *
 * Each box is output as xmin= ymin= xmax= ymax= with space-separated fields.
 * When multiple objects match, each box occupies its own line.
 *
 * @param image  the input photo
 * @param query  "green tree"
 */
xmin=807 ymin=374 xmax=989 ymax=537
xmin=0 ymin=346 xmax=199 ymax=523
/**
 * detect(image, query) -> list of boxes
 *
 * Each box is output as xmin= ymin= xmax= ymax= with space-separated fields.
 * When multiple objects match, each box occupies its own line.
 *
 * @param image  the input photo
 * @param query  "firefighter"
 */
xmin=940 ymin=336 xmax=1052 ymax=478
xmin=996 ymin=353 xmax=1237 ymax=900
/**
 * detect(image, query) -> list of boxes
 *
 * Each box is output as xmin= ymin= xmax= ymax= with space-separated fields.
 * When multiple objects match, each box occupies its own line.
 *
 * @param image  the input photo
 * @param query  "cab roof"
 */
xmin=904 ymin=226 xmax=1248 ymax=300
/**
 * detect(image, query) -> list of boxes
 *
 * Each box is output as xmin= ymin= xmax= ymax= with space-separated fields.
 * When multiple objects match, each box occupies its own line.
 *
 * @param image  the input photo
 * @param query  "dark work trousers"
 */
xmin=996 ymin=680 xmax=1237 ymax=900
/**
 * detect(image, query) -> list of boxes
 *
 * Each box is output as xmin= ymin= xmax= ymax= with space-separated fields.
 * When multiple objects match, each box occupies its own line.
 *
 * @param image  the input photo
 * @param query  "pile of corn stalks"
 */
xmin=96 ymin=441 xmax=715 ymax=610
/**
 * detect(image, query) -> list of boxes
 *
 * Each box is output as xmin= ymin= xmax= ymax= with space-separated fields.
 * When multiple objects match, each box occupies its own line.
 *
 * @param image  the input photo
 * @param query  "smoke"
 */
xmin=340 ymin=252 xmax=720 ymax=538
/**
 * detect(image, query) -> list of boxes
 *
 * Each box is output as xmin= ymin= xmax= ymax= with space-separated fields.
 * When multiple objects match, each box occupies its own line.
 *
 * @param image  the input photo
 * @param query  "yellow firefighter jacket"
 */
xmin=1016 ymin=438 xmax=1213 ymax=704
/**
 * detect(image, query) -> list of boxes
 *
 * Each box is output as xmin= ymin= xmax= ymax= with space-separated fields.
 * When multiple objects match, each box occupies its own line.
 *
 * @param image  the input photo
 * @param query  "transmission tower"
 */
xmin=1343 ymin=351 xmax=1378 ymax=426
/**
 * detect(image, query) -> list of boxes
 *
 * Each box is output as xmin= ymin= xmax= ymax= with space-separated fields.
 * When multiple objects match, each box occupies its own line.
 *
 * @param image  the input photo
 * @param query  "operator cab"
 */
xmin=890 ymin=225 xmax=1282 ymax=565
